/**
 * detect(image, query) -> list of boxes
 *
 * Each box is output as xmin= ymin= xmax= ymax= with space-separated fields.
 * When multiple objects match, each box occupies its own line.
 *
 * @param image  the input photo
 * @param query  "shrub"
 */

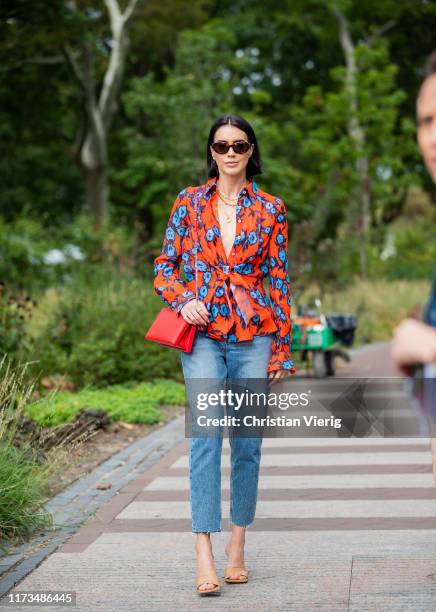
xmin=0 ymin=357 xmax=54 ymax=549
xmin=25 ymin=274 xmax=183 ymax=388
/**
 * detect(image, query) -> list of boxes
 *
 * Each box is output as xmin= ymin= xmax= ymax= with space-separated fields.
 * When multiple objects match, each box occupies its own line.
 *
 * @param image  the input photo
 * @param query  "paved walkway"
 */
xmin=1 ymin=342 xmax=436 ymax=610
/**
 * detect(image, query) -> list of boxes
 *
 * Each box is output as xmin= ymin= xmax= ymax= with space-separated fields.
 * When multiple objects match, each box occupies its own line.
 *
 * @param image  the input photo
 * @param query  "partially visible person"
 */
xmin=391 ymin=51 xmax=436 ymax=436
xmin=391 ymin=50 xmax=436 ymax=368
xmin=391 ymin=316 xmax=436 ymax=371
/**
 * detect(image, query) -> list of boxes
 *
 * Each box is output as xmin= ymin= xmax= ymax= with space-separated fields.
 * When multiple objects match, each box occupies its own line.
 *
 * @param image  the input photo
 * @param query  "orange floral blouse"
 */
xmin=153 ymin=175 xmax=297 ymax=374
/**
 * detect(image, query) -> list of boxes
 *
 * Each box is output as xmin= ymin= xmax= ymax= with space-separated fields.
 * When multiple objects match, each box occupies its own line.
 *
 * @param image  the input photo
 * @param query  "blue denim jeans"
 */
xmin=180 ymin=330 xmax=275 ymax=533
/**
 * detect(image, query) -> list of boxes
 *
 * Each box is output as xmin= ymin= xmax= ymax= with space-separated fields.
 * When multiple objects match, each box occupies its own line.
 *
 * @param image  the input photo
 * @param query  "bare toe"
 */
xmin=199 ymin=582 xmax=213 ymax=590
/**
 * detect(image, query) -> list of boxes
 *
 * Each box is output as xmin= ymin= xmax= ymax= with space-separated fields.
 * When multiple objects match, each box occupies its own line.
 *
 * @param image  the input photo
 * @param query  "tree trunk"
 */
xmin=64 ymin=0 xmax=140 ymax=231
xmin=332 ymin=4 xmax=370 ymax=279
xmin=85 ymin=165 xmax=109 ymax=231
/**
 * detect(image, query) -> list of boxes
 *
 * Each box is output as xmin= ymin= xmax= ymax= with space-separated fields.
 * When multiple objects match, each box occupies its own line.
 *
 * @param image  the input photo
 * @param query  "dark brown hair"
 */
xmin=422 ymin=51 xmax=436 ymax=83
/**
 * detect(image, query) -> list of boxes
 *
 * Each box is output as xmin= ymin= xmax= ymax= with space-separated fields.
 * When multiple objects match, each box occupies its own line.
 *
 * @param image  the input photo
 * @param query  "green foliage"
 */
xmin=0 ymin=441 xmax=53 ymax=547
xmin=0 ymin=357 xmax=54 ymax=547
xmin=116 ymin=19 xmax=238 ymax=240
xmin=0 ymin=285 xmax=35 ymax=363
xmin=366 ymin=184 xmax=436 ymax=280
xmin=0 ymin=213 xmax=137 ymax=293
xmin=285 ymin=37 xmax=422 ymax=283
xmin=25 ymin=273 xmax=184 ymax=388
xmin=0 ymin=216 xmax=61 ymax=292
xmin=376 ymin=225 xmax=436 ymax=280
xmin=26 ymin=379 xmax=186 ymax=427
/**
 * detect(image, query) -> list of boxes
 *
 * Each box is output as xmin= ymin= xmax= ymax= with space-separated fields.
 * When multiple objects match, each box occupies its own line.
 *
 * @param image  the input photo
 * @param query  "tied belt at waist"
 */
xmin=197 ymin=260 xmax=261 ymax=324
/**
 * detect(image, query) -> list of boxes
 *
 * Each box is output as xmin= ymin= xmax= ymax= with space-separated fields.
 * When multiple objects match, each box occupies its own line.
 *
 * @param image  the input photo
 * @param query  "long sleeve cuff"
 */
xmin=267 ymin=346 xmax=297 ymax=374
xmin=176 ymin=295 xmax=197 ymax=313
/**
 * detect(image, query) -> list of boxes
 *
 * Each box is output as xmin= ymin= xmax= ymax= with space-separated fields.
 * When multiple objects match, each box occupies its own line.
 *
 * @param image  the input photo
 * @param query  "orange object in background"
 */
xmin=293 ymin=316 xmax=321 ymax=327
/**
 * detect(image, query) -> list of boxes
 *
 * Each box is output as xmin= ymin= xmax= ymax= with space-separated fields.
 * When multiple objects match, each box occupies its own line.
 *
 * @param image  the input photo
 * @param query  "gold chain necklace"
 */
xmin=217 ymin=194 xmax=236 ymax=223
xmin=217 ymin=182 xmax=247 ymax=204
xmin=216 ymin=182 xmax=246 ymax=223
xmin=217 ymin=189 xmax=238 ymax=205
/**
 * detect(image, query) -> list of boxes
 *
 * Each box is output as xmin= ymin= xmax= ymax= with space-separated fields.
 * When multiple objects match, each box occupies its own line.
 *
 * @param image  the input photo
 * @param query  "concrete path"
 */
xmin=1 ymin=342 xmax=436 ymax=611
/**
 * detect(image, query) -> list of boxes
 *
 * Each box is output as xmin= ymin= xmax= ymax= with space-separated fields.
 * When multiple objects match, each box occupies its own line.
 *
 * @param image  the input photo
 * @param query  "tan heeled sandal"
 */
xmin=196 ymin=550 xmax=221 ymax=595
xmin=224 ymin=542 xmax=249 ymax=583
xmin=196 ymin=572 xmax=221 ymax=595
xmin=224 ymin=565 xmax=249 ymax=583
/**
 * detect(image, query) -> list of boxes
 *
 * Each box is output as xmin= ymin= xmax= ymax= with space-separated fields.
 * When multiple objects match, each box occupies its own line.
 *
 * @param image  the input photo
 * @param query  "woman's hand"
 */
xmin=268 ymin=369 xmax=291 ymax=385
xmin=180 ymin=299 xmax=210 ymax=326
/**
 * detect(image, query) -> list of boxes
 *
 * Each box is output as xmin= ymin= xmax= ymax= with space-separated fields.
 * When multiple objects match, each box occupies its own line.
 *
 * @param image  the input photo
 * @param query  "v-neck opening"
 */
xmin=212 ymin=191 xmax=238 ymax=263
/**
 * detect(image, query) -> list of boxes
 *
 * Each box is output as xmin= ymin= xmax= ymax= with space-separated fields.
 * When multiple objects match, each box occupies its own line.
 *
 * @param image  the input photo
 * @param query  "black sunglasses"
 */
xmin=211 ymin=140 xmax=251 ymax=155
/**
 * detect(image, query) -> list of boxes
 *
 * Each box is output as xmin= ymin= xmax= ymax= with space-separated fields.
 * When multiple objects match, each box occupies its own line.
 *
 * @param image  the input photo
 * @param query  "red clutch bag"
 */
xmin=145 ymin=307 xmax=197 ymax=352
xmin=145 ymin=187 xmax=202 ymax=353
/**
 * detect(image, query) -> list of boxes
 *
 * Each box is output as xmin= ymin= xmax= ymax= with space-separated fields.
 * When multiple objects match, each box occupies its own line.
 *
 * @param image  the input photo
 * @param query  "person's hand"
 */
xmin=391 ymin=318 xmax=436 ymax=367
xmin=180 ymin=298 xmax=210 ymax=326
xmin=268 ymin=369 xmax=291 ymax=385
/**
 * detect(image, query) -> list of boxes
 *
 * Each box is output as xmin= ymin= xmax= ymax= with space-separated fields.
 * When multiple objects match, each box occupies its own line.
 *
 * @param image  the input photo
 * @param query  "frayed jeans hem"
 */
xmin=229 ymin=518 xmax=253 ymax=529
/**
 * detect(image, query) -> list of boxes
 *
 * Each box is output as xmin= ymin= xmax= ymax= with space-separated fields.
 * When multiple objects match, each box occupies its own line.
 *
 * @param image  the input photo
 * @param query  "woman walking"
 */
xmin=153 ymin=114 xmax=296 ymax=595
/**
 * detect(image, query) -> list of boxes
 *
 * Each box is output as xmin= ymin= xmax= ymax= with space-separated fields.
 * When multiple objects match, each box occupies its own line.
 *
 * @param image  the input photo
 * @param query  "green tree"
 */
xmin=285 ymin=38 xmax=418 ymax=283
